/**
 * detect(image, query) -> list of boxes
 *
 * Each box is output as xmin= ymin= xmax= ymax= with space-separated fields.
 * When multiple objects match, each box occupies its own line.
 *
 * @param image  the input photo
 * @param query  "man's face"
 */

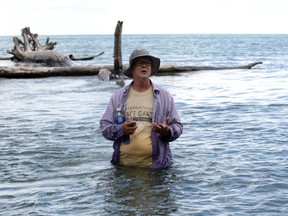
xmin=131 ymin=57 xmax=152 ymax=79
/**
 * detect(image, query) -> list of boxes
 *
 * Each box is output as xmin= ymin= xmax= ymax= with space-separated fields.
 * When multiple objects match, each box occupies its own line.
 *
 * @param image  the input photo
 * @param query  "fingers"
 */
xmin=153 ymin=117 xmax=169 ymax=129
xmin=152 ymin=117 xmax=170 ymax=136
xmin=123 ymin=120 xmax=137 ymax=135
xmin=152 ymin=122 xmax=166 ymax=132
xmin=165 ymin=117 xmax=169 ymax=125
xmin=152 ymin=123 xmax=161 ymax=132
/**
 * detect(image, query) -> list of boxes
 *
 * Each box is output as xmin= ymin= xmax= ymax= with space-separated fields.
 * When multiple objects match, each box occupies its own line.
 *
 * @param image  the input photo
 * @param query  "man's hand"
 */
xmin=122 ymin=119 xmax=137 ymax=135
xmin=152 ymin=117 xmax=171 ymax=137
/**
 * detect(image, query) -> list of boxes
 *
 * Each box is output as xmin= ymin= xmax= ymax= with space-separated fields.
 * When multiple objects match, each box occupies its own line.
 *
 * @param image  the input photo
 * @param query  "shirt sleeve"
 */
xmin=100 ymin=94 xmax=125 ymax=141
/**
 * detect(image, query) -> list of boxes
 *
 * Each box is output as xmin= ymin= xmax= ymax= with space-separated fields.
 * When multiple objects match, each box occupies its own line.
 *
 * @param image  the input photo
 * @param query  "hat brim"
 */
xmin=123 ymin=55 xmax=160 ymax=78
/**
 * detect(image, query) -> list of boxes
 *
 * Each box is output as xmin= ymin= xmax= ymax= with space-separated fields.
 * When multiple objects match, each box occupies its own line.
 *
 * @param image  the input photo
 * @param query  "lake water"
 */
xmin=0 ymin=34 xmax=287 ymax=215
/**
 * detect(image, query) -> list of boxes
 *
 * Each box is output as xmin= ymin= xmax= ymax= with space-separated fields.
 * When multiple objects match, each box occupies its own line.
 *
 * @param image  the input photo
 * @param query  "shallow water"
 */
xmin=0 ymin=34 xmax=288 ymax=215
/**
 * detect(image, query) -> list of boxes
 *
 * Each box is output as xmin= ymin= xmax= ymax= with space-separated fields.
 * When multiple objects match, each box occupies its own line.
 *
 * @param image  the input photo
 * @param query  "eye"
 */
xmin=135 ymin=61 xmax=151 ymax=66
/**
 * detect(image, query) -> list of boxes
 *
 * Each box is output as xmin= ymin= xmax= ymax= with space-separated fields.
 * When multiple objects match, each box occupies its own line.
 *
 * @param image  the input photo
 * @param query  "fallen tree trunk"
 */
xmin=7 ymin=27 xmax=60 ymax=63
xmin=4 ymin=27 xmax=104 ymax=66
xmin=68 ymin=52 xmax=104 ymax=61
xmin=0 ymin=65 xmax=104 ymax=78
xmin=1 ymin=53 xmax=104 ymax=62
xmin=0 ymin=62 xmax=262 ymax=79
xmin=159 ymin=62 xmax=263 ymax=72
xmin=0 ymin=23 xmax=263 ymax=79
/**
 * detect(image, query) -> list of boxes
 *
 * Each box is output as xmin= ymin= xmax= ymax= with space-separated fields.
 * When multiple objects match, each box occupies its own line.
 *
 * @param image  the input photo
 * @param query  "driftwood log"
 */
xmin=0 ymin=53 xmax=104 ymax=61
xmin=0 ymin=62 xmax=262 ymax=78
xmin=4 ymin=27 xmax=103 ymax=66
xmin=0 ymin=22 xmax=263 ymax=79
xmin=7 ymin=27 xmax=70 ymax=66
xmin=113 ymin=21 xmax=123 ymax=76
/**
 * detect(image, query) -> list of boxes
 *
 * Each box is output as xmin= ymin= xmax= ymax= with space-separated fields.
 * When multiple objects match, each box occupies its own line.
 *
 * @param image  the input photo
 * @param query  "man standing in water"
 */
xmin=100 ymin=49 xmax=183 ymax=169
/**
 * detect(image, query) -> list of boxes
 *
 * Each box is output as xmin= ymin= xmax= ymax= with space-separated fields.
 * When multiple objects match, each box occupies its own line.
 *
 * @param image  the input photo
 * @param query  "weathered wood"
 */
xmin=0 ymin=65 xmax=105 ymax=78
xmin=6 ymin=27 xmax=70 ymax=65
xmin=0 ymin=22 xmax=263 ymax=79
xmin=1 ymin=53 xmax=105 ymax=62
xmin=0 ymin=62 xmax=262 ymax=79
xmin=4 ymin=27 xmax=103 ymax=66
xmin=113 ymin=21 xmax=123 ymax=75
xmin=68 ymin=52 xmax=104 ymax=61
xmin=158 ymin=62 xmax=263 ymax=73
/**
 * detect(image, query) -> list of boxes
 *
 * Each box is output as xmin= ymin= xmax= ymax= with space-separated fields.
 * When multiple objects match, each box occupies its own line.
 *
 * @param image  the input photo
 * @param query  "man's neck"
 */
xmin=132 ymin=79 xmax=151 ymax=92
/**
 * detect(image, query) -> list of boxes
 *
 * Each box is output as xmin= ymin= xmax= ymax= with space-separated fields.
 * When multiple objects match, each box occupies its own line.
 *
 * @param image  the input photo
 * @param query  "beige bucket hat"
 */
xmin=123 ymin=49 xmax=160 ymax=78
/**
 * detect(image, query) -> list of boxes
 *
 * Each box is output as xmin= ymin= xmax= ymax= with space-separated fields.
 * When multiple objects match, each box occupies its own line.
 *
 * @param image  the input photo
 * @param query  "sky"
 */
xmin=1 ymin=0 xmax=287 ymax=36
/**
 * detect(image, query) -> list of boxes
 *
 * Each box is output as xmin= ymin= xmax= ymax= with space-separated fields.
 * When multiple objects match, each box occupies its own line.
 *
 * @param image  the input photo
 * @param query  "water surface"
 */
xmin=0 ymin=34 xmax=287 ymax=215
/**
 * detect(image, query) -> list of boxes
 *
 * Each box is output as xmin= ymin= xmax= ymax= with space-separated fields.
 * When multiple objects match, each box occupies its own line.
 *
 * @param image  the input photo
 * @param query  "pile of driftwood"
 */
xmin=0 ymin=21 xmax=262 ymax=79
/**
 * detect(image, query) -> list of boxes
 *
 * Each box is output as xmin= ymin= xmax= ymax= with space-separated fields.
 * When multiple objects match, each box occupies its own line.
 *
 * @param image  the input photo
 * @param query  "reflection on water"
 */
xmin=104 ymin=166 xmax=178 ymax=215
